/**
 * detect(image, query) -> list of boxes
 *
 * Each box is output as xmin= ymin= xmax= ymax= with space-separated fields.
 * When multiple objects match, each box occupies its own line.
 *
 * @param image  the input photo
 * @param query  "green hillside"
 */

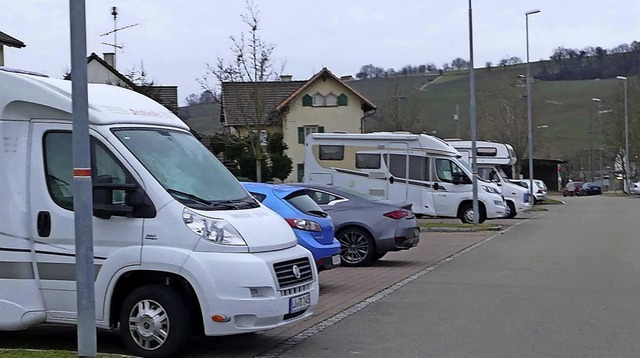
xmin=348 ymin=63 xmax=624 ymax=169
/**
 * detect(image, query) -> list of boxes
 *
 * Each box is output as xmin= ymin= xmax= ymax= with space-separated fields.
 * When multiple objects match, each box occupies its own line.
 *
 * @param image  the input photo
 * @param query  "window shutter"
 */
xmin=318 ymin=126 xmax=325 ymax=133
xmin=297 ymin=163 xmax=305 ymax=182
xmin=298 ymin=127 xmax=305 ymax=144
xmin=337 ymin=93 xmax=348 ymax=106
xmin=302 ymin=94 xmax=312 ymax=107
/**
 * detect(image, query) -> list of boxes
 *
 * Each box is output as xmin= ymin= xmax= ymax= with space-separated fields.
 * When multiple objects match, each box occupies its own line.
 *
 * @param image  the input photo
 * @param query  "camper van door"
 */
xmin=29 ymin=123 xmax=144 ymax=320
xmin=383 ymin=142 xmax=410 ymax=203
xmin=432 ymin=157 xmax=472 ymax=216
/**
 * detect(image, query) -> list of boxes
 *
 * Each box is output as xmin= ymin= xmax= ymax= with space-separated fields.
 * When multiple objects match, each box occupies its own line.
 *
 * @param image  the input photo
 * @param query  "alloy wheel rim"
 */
xmin=339 ymin=231 xmax=369 ymax=264
xmin=128 ymin=299 xmax=169 ymax=351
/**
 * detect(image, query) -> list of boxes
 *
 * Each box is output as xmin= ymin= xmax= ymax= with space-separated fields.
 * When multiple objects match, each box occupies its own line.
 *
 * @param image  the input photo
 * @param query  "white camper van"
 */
xmin=446 ymin=140 xmax=532 ymax=218
xmin=0 ymin=69 xmax=319 ymax=357
xmin=304 ymin=132 xmax=506 ymax=223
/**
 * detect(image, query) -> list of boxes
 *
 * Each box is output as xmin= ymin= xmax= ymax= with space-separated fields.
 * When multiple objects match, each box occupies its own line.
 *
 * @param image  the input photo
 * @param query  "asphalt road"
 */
xmin=279 ymin=195 xmax=640 ymax=357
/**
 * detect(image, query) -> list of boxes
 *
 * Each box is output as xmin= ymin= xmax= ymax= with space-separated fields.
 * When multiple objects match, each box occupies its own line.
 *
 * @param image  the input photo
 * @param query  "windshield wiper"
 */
xmin=210 ymin=198 xmax=259 ymax=210
xmin=166 ymin=188 xmax=212 ymax=206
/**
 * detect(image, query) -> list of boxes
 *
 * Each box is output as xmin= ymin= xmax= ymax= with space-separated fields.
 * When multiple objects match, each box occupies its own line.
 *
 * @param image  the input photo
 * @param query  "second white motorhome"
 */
xmin=446 ymin=140 xmax=532 ymax=218
xmin=0 ymin=68 xmax=319 ymax=357
xmin=304 ymin=132 xmax=506 ymax=223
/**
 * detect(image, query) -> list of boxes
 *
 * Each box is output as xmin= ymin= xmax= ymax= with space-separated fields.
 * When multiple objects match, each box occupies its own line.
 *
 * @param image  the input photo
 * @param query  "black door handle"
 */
xmin=389 ymin=176 xmax=395 ymax=184
xmin=37 ymin=211 xmax=51 ymax=237
xmin=433 ymin=183 xmax=439 ymax=190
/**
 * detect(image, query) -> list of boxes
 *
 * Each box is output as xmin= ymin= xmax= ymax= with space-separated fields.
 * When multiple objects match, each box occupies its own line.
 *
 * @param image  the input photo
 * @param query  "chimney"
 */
xmin=103 ymin=52 xmax=116 ymax=68
xmin=280 ymin=74 xmax=292 ymax=82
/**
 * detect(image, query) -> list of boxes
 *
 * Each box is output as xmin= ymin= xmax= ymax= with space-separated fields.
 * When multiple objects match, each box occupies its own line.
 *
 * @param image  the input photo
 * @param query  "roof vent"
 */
xmin=280 ymin=74 xmax=292 ymax=82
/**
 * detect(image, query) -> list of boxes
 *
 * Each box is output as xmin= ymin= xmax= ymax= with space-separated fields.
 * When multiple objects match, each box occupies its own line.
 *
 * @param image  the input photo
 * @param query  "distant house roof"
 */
xmin=275 ymin=68 xmax=376 ymax=112
xmin=221 ymin=68 xmax=377 ymax=127
xmin=221 ymin=80 xmax=306 ymax=126
xmin=0 ymin=31 xmax=25 ymax=48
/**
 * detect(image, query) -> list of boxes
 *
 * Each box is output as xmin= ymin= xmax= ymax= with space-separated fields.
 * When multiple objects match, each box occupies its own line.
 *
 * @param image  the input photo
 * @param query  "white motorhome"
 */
xmin=446 ymin=140 xmax=532 ymax=218
xmin=304 ymin=132 xmax=506 ymax=223
xmin=0 ymin=69 xmax=319 ymax=357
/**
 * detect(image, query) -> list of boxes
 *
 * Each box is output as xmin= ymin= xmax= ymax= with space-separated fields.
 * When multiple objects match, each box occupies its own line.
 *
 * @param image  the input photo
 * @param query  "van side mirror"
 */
xmin=93 ymin=175 xmax=156 ymax=219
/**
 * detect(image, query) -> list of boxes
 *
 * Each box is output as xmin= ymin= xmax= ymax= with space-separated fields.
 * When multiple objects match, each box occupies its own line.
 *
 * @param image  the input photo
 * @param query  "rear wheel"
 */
xmin=505 ymin=201 xmax=517 ymax=219
xmin=337 ymin=227 xmax=375 ymax=267
xmin=119 ymin=284 xmax=191 ymax=358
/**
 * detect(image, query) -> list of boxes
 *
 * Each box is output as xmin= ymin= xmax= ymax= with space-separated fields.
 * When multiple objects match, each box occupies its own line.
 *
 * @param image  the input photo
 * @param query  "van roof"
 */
xmin=309 ymin=132 xmax=459 ymax=156
xmin=0 ymin=69 xmax=188 ymax=129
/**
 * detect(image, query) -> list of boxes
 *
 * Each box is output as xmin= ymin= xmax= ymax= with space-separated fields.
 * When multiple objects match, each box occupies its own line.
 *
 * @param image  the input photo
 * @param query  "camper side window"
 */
xmin=384 ymin=154 xmax=430 ymax=181
xmin=44 ymin=132 xmax=132 ymax=211
xmin=355 ymin=153 xmax=380 ymax=169
xmin=319 ymin=145 xmax=344 ymax=160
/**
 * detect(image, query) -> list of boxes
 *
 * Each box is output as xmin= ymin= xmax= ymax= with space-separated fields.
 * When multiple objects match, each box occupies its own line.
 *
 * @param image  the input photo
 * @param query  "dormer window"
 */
xmin=313 ymin=93 xmax=324 ymax=106
xmin=305 ymin=92 xmax=348 ymax=107
xmin=325 ymin=93 xmax=337 ymax=106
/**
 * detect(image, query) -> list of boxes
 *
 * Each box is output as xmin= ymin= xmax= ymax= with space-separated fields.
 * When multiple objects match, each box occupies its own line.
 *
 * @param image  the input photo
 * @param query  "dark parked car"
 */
xmin=291 ymin=184 xmax=420 ymax=267
xmin=562 ymin=181 xmax=583 ymax=197
xmin=579 ymin=181 xmax=602 ymax=196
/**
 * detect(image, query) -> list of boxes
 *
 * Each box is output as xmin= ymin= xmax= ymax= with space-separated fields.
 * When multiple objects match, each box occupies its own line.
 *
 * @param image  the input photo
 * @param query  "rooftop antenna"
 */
xmin=100 ymin=6 xmax=139 ymax=68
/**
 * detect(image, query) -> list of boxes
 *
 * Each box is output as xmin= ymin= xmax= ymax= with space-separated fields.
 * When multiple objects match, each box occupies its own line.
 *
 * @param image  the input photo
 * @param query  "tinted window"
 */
xmin=248 ymin=192 xmax=267 ymax=203
xmin=319 ymin=145 xmax=344 ymax=160
xmin=285 ymin=191 xmax=327 ymax=217
xmin=408 ymin=155 xmax=430 ymax=181
xmin=306 ymin=190 xmax=345 ymax=205
xmin=385 ymin=154 xmax=407 ymax=178
xmin=355 ymin=153 xmax=380 ymax=169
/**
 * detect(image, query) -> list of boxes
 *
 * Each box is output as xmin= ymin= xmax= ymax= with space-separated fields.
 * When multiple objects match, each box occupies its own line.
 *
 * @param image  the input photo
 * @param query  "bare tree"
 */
xmin=476 ymin=72 xmax=528 ymax=176
xmin=198 ymin=0 xmax=284 ymax=182
xmin=378 ymin=83 xmax=424 ymax=132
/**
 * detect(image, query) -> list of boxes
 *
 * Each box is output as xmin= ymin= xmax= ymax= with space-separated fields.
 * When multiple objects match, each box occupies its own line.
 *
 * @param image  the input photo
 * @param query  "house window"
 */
xmin=356 ymin=153 xmax=381 ymax=169
xmin=325 ymin=93 xmax=337 ymax=106
xmin=297 ymin=163 xmax=304 ymax=182
xmin=302 ymin=94 xmax=312 ymax=107
xmin=319 ymin=145 xmax=344 ymax=160
xmin=313 ymin=93 xmax=324 ymax=106
xmin=337 ymin=93 xmax=348 ymax=106
xmin=298 ymin=126 xmax=324 ymax=144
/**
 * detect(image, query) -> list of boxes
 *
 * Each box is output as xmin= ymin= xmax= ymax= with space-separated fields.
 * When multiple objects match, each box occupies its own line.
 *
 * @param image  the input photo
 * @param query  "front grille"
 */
xmin=273 ymin=257 xmax=313 ymax=289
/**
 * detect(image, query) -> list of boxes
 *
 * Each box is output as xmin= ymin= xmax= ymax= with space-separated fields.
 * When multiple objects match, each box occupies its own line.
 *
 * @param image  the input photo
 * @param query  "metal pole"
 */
xmin=591 ymin=97 xmax=601 ymax=182
xmin=70 ymin=1 xmax=97 ymax=357
xmin=598 ymin=102 xmax=603 ymax=182
xmin=525 ymin=9 xmax=540 ymax=201
xmin=618 ymin=76 xmax=630 ymax=193
xmin=468 ymin=0 xmax=478 ymax=224
xmin=589 ymin=105 xmax=593 ymax=181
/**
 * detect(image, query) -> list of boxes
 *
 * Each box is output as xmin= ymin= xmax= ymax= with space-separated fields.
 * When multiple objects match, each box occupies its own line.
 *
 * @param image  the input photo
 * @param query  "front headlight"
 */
xmin=182 ymin=208 xmax=247 ymax=246
xmin=482 ymin=185 xmax=500 ymax=194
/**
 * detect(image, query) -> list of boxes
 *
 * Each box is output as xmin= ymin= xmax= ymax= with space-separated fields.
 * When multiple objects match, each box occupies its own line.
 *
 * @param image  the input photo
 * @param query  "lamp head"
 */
xmin=616 ymin=76 xmax=628 ymax=80
xmin=591 ymin=97 xmax=601 ymax=102
xmin=525 ymin=9 xmax=541 ymax=15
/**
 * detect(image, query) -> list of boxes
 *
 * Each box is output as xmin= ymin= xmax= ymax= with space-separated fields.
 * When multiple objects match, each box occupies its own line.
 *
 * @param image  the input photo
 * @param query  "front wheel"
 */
xmin=505 ymin=201 xmax=517 ymax=219
xmin=337 ymin=227 xmax=375 ymax=267
xmin=119 ymin=284 xmax=191 ymax=358
xmin=459 ymin=203 xmax=486 ymax=224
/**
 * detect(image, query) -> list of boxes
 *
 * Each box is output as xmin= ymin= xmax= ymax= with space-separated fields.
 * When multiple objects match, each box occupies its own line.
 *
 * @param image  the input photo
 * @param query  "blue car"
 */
xmin=242 ymin=182 xmax=341 ymax=271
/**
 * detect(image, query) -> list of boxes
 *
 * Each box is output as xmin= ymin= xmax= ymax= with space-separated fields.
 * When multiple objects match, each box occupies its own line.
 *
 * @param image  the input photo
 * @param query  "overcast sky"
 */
xmin=1 ymin=1 xmax=638 ymax=105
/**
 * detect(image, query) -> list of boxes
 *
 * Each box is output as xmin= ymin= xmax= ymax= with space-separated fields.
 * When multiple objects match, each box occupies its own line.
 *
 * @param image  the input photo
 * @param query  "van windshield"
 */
xmin=113 ymin=128 xmax=251 ymax=207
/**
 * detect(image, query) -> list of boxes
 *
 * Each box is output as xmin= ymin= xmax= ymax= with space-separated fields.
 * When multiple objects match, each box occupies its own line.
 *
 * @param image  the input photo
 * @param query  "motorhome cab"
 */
xmin=0 ymin=69 xmax=319 ymax=357
xmin=304 ymin=132 xmax=506 ymax=223
xmin=446 ymin=140 xmax=532 ymax=218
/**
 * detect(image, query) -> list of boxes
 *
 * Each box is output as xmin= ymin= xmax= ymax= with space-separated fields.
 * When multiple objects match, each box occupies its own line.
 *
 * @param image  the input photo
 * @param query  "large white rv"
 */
xmin=446 ymin=140 xmax=532 ymax=218
xmin=0 ymin=69 xmax=319 ymax=357
xmin=304 ymin=132 xmax=506 ymax=223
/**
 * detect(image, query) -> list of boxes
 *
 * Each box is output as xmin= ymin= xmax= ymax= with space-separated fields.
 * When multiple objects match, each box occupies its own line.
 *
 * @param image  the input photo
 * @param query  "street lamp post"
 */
xmin=525 ymin=9 xmax=540 ymax=200
xmin=616 ymin=76 xmax=630 ymax=193
xmin=592 ymin=97 xmax=602 ymax=182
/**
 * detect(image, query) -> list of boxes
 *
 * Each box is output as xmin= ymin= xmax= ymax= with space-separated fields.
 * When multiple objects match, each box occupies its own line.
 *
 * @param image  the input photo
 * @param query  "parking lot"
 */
xmin=0 ymin=210 xmax=544 ymax=357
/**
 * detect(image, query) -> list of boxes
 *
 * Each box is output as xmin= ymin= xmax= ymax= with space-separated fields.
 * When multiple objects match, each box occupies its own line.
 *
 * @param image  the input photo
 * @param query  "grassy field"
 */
xmin=348 ymin=62 xmax=624 ymax=164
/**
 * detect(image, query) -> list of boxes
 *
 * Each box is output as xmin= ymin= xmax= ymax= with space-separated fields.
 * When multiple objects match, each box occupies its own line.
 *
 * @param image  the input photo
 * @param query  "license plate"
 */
xmin=332 ymin=254 xmax=341 ymax=266
xmin=289 ymin=293 xmax=311 ymax=313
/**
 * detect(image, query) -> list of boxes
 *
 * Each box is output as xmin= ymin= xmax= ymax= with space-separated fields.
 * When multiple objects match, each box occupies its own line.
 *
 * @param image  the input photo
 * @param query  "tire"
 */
xmin=372 ymin=252 xmax=386 ymax=261
xmin=459 ymin=203 xmax=486 ymax=224
xmin=337 ymin=227 xmax=375 ymax=267
xmin=120 ymin=284 xmax=192 ymax=358
xmin=505 ymin=201 xmax=517 ymax=219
